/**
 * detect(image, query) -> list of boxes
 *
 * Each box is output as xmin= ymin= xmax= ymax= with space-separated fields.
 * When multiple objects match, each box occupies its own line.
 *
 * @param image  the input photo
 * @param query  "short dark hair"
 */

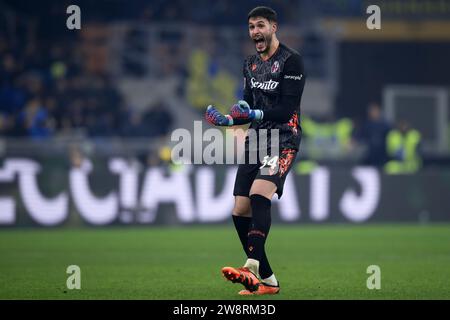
xmin=248 ymin=6 xmax=277 ymax=23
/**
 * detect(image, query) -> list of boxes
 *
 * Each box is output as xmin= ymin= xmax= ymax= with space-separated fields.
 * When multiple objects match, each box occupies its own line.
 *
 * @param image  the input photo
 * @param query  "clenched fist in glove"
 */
xmin=205 ymin=105 xmax=234 ymax=126
xmin=230 ymin=100 xmax=263 ymax=122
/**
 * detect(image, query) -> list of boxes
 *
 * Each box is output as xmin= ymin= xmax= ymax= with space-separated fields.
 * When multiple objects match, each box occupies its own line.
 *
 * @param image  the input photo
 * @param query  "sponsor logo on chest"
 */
xmin=250 ymin=77 xmax=279 ymax=90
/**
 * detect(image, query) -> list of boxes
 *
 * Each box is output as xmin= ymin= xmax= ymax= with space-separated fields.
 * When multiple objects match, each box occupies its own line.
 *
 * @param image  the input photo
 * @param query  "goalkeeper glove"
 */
xmin=230 ymin=100 xmax=263 ymax=121
xmin=205 ymin=105 xmax=234 ymax=126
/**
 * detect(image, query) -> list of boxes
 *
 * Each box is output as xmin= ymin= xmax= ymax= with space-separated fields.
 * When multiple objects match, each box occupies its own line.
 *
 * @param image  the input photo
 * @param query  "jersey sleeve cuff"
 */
xmin=253 ymin=109 xmax=264 ymax=121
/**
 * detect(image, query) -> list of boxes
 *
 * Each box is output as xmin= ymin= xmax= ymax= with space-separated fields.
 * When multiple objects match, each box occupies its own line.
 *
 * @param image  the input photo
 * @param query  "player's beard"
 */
xmin=255 ymin=33 xmax=273 ymax=54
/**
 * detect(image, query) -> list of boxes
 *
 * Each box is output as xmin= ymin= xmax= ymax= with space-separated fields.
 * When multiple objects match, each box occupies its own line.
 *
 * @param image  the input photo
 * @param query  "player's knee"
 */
xmin=232 ymin=206 xmax=251 ymax=217
xmin=232 ymin=196 xmax=251 ymax=217
xmin=249 ymin=180 xmax=277 ymax=200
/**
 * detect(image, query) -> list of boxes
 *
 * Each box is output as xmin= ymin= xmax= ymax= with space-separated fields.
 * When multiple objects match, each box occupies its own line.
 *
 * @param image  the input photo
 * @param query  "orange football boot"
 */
xmin=238 ymin=282 xmax=280 ymax=295
xmin=221 ymin=266 xmax=260 ymax=292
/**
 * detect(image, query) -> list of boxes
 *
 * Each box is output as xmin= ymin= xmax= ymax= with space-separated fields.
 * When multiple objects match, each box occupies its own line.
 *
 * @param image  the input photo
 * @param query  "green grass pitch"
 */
xmin=1 ymin=224 xmax=450 ymax=299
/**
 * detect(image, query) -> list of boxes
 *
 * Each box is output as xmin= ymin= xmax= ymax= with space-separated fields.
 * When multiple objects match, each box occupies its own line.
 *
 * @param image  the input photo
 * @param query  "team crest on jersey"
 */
xmin=251 ymin=63 xmax=257 ymax=71
xmin=271 ymin=61 xmax=280 ymax=73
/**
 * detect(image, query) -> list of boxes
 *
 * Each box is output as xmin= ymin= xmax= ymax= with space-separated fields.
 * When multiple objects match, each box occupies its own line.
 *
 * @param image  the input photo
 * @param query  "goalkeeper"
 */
xmin=205 ymin=6 xmax=306 ymax=295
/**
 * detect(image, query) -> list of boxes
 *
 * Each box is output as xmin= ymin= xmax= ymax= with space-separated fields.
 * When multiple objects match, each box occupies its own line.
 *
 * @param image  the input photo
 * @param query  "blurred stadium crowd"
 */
xmin=0 ymin=12 xmax=173 ymax=140
xmin=0 ymin=0 xmax=298 ymax=140
xmin=1 ymin=0 xmax=450 ymax=172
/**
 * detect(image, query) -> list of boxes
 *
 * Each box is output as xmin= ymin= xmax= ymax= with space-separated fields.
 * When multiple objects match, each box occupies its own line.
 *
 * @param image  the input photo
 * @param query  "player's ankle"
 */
xmin=262 ymin=274 xmax=278 ymax=286
xmin=244 ymin=258 xmax=260 ymax=277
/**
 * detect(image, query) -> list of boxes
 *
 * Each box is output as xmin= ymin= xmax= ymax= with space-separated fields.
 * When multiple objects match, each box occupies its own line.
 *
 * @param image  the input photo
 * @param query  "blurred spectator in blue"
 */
xmin=357 ymin=102 xmax=391 ymax=167
xmin=17 ymin=96 xmax=54 ymax=139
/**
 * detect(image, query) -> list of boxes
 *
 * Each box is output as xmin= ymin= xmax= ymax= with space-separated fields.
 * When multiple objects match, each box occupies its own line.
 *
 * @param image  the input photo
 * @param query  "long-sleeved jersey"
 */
xmin=243 ymin=42 xmax=306 ymax=151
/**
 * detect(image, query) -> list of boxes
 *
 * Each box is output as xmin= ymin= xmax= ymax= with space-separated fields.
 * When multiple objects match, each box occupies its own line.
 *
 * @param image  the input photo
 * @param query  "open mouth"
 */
xmin=253 ymin=36 xmax=266 ymax=51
